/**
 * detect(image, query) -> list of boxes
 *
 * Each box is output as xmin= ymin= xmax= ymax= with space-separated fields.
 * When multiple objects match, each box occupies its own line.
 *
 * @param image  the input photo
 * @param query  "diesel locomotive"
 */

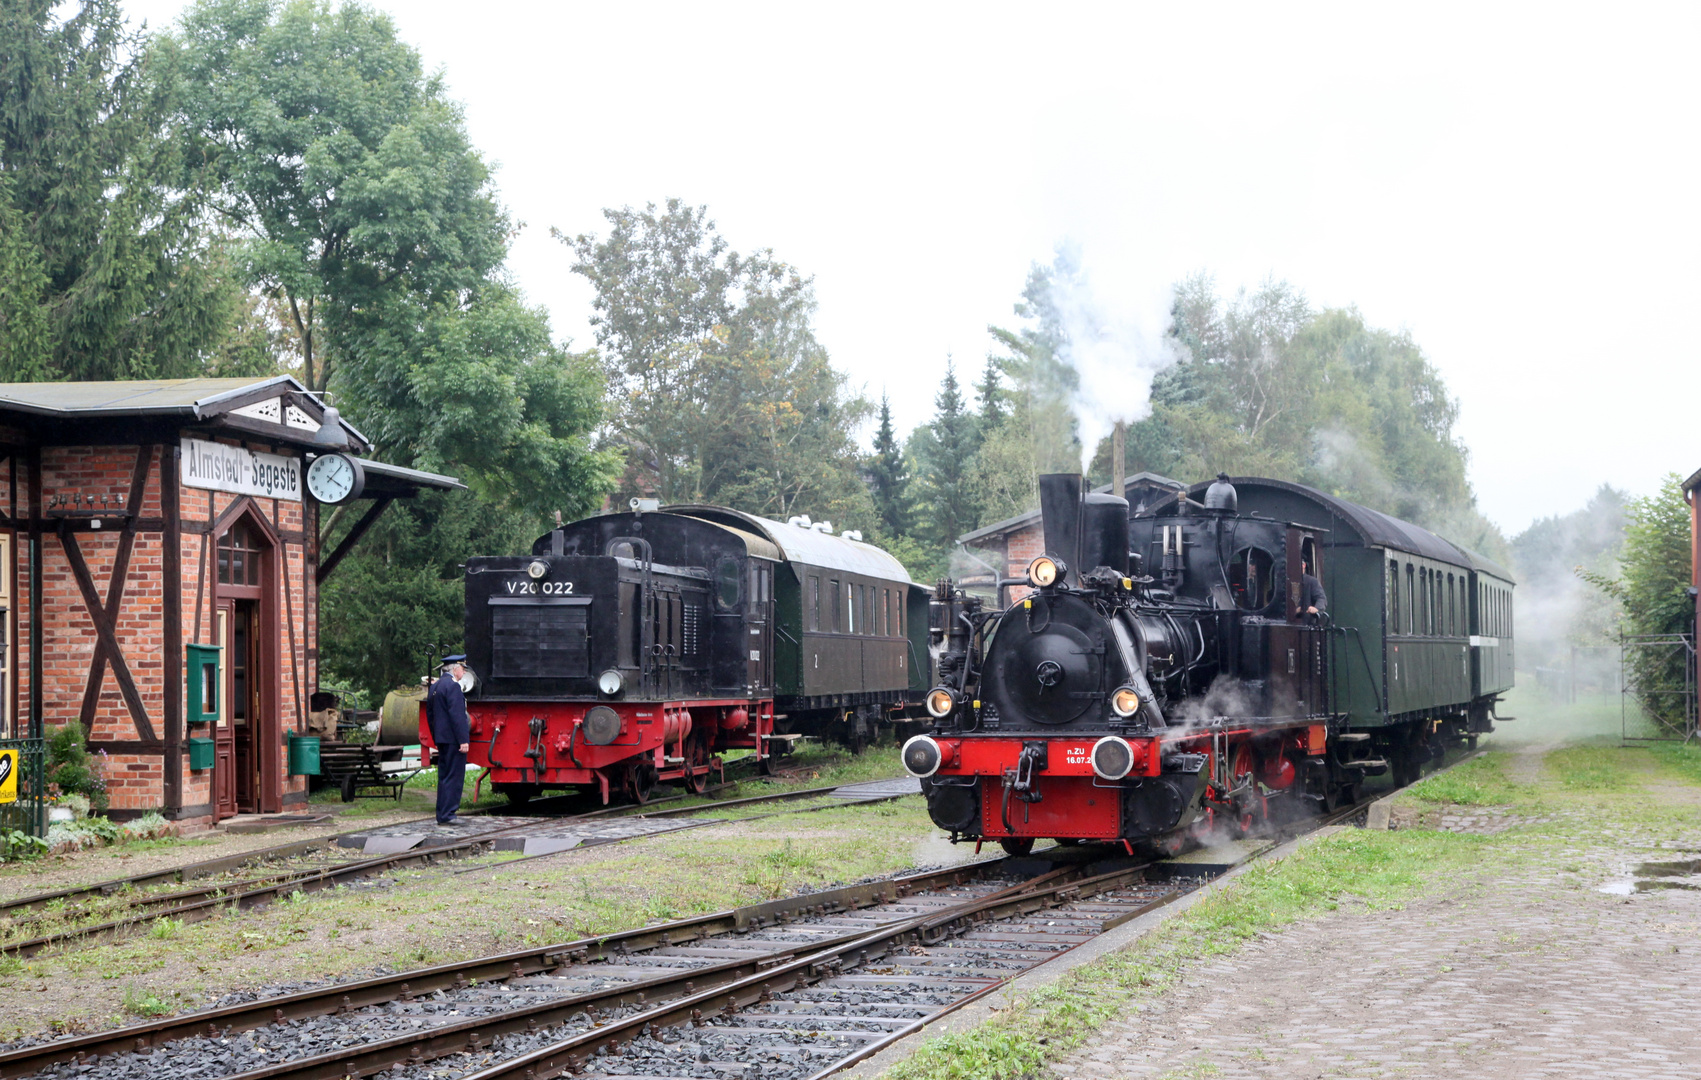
xmin=421 ymin=502 xmax=930 ymax=804
xmin=905 ymin=473 xmax=1515 ymax=854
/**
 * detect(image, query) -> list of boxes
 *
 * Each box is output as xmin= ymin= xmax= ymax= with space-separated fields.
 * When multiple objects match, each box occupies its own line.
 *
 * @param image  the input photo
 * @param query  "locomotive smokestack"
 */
xmin=1037 ymin=473 xmax=1084 ymax=587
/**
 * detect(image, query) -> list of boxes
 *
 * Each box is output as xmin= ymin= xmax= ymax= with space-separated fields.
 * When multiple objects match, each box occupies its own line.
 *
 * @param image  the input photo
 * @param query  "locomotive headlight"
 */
xmin=925 ymin=687 xmax=957 ymax=718
xmin=1027 ymin=556 xmax=1063 ymax=588
xmin=597 ymin=669 xmax=623 ymax=696
xmin=1091 ymin=736 xmax=1136 ymax=781
xmin=582 ymin=705 xmax=622 ymax=745
xmin=902 ymin=735 xmax=944 ymax=778
xmin=1111 ymin=686 xmax=1141 ymax=717
xmin=526 ymin=559 xmax=548 ymax=580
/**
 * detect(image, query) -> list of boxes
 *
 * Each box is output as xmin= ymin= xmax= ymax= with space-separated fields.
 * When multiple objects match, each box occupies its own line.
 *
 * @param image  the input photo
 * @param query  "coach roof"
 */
xmin=669 ymin=505 xmax=913 ymax=583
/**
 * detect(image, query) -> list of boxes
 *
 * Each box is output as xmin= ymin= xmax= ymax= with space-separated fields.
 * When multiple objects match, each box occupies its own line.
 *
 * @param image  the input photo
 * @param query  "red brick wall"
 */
xmin=16 ymin=439 xmax=318 ymax=818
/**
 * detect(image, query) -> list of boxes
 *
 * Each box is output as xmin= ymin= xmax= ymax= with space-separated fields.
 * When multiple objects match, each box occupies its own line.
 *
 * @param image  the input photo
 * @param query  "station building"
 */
xmin=0 ymin=377 xmax=459 ymax=828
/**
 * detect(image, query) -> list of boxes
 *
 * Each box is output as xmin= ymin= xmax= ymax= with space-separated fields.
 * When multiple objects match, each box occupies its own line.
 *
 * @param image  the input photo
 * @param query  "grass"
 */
xmin=120 ymin=984 xmax=172 ymax=1017
xmin=1546 ymin=745 xmax=1634 ymax=791
xmin=1402 ymin=751 xmax=1535 ymax=807
xmin=885 ymin=828 xmax=1494 ymax=1080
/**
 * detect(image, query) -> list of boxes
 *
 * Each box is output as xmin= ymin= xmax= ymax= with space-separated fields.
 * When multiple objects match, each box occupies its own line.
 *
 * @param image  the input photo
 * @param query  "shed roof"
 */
xmin=353 ymin=457 xmax=466 ymax=496
xmin=957 ymin=472 xmax=1186 ymax=546
xmin=669 ymin=506 xmax=912 ymax=582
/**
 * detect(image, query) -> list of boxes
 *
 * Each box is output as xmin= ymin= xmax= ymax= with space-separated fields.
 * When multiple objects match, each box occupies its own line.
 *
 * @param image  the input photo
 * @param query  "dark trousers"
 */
xmin=435 ymin=743 xmax=467 ymax=823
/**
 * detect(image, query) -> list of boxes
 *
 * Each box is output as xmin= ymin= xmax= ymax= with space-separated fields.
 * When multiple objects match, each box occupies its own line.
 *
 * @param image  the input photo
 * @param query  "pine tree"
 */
xmin=976 ymin=354 xmax=1005 ymax=433
xmin=868 ymin=393 xmax=911 ymax=538
xmin=922 ymin=359 xmax=977 ymax=550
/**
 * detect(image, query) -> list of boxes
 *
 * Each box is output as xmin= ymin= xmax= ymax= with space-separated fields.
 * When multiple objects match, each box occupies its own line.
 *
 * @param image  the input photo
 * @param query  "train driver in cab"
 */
xmin=1300 ymin=540 xmax=1328 ymax=620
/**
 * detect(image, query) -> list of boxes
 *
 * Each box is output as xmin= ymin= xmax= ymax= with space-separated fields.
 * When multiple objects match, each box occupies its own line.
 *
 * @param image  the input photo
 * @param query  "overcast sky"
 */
xmin=125 ymin=1 xmax=1700 ymax=535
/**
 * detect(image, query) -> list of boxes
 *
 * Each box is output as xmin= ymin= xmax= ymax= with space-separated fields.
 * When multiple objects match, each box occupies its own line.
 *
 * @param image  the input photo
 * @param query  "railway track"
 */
xmin=0 ymin=776 xmax=908 ymax=960
xmin=0 ymin=799 xmax=1365 ymax=1080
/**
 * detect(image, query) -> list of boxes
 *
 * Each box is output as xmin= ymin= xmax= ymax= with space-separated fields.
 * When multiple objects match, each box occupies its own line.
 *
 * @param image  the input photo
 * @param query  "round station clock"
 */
xmin=306 ymin=453 xmax=365 ymax=504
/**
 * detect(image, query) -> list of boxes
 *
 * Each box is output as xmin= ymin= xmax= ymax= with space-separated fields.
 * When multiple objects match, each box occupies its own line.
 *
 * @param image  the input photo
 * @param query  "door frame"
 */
xmin=211 ymin=499 xmax=282 ymax=814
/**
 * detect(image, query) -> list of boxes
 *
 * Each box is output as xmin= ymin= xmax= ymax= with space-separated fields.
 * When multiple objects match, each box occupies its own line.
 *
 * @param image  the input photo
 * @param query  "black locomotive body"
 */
xmin=908 ymin=473 xmax=1512 ymax=853
xmin=422 ymin=503 xmax=928 ymax=804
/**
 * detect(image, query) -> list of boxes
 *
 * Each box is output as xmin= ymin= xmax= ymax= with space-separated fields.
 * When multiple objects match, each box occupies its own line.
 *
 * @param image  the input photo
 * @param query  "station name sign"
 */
xmin=180 ymin=438 xmax=302 ymax=502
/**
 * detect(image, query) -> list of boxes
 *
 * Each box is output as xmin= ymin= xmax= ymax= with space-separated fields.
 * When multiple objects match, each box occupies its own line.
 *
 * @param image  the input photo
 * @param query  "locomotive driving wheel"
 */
xmin=682 ymin=734 xmax=710 ymax=794
xmin=1228 ymin=744 xmax=1268 ymax=836
xmin=999 ymin=837 xmax=1035 ymax=856
xmin=624 ymin=761 xmax=658 ymax=804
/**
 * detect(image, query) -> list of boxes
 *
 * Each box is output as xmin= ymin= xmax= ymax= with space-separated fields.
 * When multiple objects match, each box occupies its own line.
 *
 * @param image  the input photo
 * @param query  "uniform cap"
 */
xmin=440 ymin=653 xmax=467 ymax=664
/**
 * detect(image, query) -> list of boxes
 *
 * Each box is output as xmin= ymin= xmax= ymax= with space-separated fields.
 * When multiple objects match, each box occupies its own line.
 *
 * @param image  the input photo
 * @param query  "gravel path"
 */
xmin=1049 ymin=751 xmax=1701 ymax=1080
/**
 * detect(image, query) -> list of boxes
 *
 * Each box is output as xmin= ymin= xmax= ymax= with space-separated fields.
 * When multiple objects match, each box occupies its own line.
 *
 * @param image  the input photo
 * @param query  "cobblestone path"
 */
xmin=1049 ymin=750 xmax=1701 ymax=1079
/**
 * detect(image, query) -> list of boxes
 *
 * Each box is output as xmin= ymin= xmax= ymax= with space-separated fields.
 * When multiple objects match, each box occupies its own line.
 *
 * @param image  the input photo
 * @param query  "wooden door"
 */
xmin=214 ymin=601 xmax=237 ymax=818
xmin=231 ymin=601 xmax=256 ymax=812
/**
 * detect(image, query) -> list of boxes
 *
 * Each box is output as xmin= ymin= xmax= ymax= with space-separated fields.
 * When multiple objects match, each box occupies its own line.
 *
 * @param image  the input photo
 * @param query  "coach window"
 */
xmin=1387 ymin=561 xmax=1399 ymax=634
xmin=882 ymin=589 xmax=890 ymax=636
xmin=830 ymin=579 xmax=841 ymax=632
xmin=808 ymin=576 xmax=821 ymax=631
xmin=1403 ymin=565 xmax=1414 ymax=635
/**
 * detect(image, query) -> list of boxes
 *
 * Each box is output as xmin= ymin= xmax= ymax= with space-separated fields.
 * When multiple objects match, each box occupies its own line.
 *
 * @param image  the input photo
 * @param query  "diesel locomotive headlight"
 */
xmin=1091 ymin=736 xmax=1135 ymax=781
xmin=1027 ymin=556 xmax=1063 ymax=588
xmin=582 ymin=705 xmax=622 ymax=746
xmin=902 ymin=735 xmax=944 ymax=778
xmin=597 ymin=669 xmax=623 ymax=696
xmin=527 ymin=559 xmax=548 ymax=580
xmin=925 ymin=687 xmax=957 ymax=718
xmin=1111 ymin=686 xmax=1140 ymax=717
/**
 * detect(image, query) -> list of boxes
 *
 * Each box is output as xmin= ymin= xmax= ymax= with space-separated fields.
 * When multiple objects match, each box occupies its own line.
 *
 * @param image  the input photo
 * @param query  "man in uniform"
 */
xmin=1300 ymin=557 xmax=1328 ymax=619
xmin=427 ymin=654 xmax=471 ymax=825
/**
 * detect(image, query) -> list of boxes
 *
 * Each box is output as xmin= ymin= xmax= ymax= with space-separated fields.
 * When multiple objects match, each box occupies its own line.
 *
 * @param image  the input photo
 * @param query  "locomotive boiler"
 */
xmin=906 ymin=473 xmax=1514 ymax=854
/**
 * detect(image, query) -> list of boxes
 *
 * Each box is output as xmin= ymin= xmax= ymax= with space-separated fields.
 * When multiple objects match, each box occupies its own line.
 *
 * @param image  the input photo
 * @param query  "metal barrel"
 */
xmin=379 ymin=686 xmax=427 ymax=745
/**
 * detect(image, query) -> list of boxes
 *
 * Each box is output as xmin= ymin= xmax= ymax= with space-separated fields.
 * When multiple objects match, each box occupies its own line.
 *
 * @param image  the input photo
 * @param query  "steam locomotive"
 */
xmin=421 ymin=501 xmax=930 ymax=805
xmin=904 ymin=473 xmax=1515 ymax=854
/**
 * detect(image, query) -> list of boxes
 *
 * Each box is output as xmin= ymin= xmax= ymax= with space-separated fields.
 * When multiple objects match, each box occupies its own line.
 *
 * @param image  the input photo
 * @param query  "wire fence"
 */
xmin=1620 ymin=634 xmax=1697 ymax=743
xmin=0 ymin=735 xmax=47 ymax=838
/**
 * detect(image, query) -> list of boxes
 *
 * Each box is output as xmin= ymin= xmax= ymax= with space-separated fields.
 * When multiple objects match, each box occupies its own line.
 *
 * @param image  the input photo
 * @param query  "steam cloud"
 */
xmin=1044 ymin=246 xmax=1178 ymax=474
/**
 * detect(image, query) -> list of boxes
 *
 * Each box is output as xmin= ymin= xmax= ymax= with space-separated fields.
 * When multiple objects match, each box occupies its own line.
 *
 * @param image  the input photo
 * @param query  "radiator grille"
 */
xmin=491 ymin=604 xmax=590 ymax=679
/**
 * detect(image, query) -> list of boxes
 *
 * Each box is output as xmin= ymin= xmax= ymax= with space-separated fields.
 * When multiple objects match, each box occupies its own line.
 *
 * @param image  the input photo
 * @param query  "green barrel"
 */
xmin=287 ymin=733 xmax=321 ymax=776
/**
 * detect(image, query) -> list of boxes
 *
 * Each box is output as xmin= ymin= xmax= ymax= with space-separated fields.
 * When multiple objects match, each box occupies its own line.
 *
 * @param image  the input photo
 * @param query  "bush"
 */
xmin=0 ymin=828 xmax=48 ymax=862
xmin=45 ymin=722 xmax=108 ymax=810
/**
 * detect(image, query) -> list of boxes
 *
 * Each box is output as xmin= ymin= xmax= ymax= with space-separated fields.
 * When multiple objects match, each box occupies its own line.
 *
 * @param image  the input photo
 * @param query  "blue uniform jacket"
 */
xmin=427 ymin=673 xmax=470 ymax=747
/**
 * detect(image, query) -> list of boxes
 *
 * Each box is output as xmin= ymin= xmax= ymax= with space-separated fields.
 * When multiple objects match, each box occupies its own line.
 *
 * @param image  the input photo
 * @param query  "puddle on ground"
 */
xmin=1599 ymin=856 xmax=1701 ymax=896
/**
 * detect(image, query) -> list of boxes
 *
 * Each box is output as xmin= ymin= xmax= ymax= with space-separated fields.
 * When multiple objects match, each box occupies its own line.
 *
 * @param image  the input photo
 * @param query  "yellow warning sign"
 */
xmin=0 ymin=748 xmax=16 ymax=804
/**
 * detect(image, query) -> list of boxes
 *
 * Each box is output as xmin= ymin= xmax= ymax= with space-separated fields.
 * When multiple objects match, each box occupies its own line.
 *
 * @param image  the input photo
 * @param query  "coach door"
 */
xmin=745 ymin=561 xmax=773 ymax=691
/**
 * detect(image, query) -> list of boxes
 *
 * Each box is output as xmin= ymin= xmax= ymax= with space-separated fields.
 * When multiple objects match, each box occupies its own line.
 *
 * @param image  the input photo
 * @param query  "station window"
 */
xmin=217 ymin=521 xmax=263 ymax=586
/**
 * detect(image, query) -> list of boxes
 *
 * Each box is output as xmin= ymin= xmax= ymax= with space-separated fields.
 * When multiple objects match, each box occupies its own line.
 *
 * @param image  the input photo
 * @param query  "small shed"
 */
xmin=957 ymin=472 xmax=1186 ymax=595
xmin=0 ymin=377 xmax=461 ymax=829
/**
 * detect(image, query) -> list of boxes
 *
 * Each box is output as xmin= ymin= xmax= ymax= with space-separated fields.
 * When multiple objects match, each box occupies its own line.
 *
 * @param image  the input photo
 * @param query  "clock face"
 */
xmin=307 ymin=454 xmax=361 ymax=504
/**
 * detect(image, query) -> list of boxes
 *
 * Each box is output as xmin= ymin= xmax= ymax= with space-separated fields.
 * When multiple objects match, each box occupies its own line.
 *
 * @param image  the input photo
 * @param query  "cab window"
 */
xmin=1228 ymin=546 xmax=1274 ymax=610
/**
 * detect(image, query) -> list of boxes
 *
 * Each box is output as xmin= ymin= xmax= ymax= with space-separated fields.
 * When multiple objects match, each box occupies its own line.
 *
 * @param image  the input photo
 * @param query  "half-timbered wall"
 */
xmin=10 ymin=438 xmax=318 ymax=823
